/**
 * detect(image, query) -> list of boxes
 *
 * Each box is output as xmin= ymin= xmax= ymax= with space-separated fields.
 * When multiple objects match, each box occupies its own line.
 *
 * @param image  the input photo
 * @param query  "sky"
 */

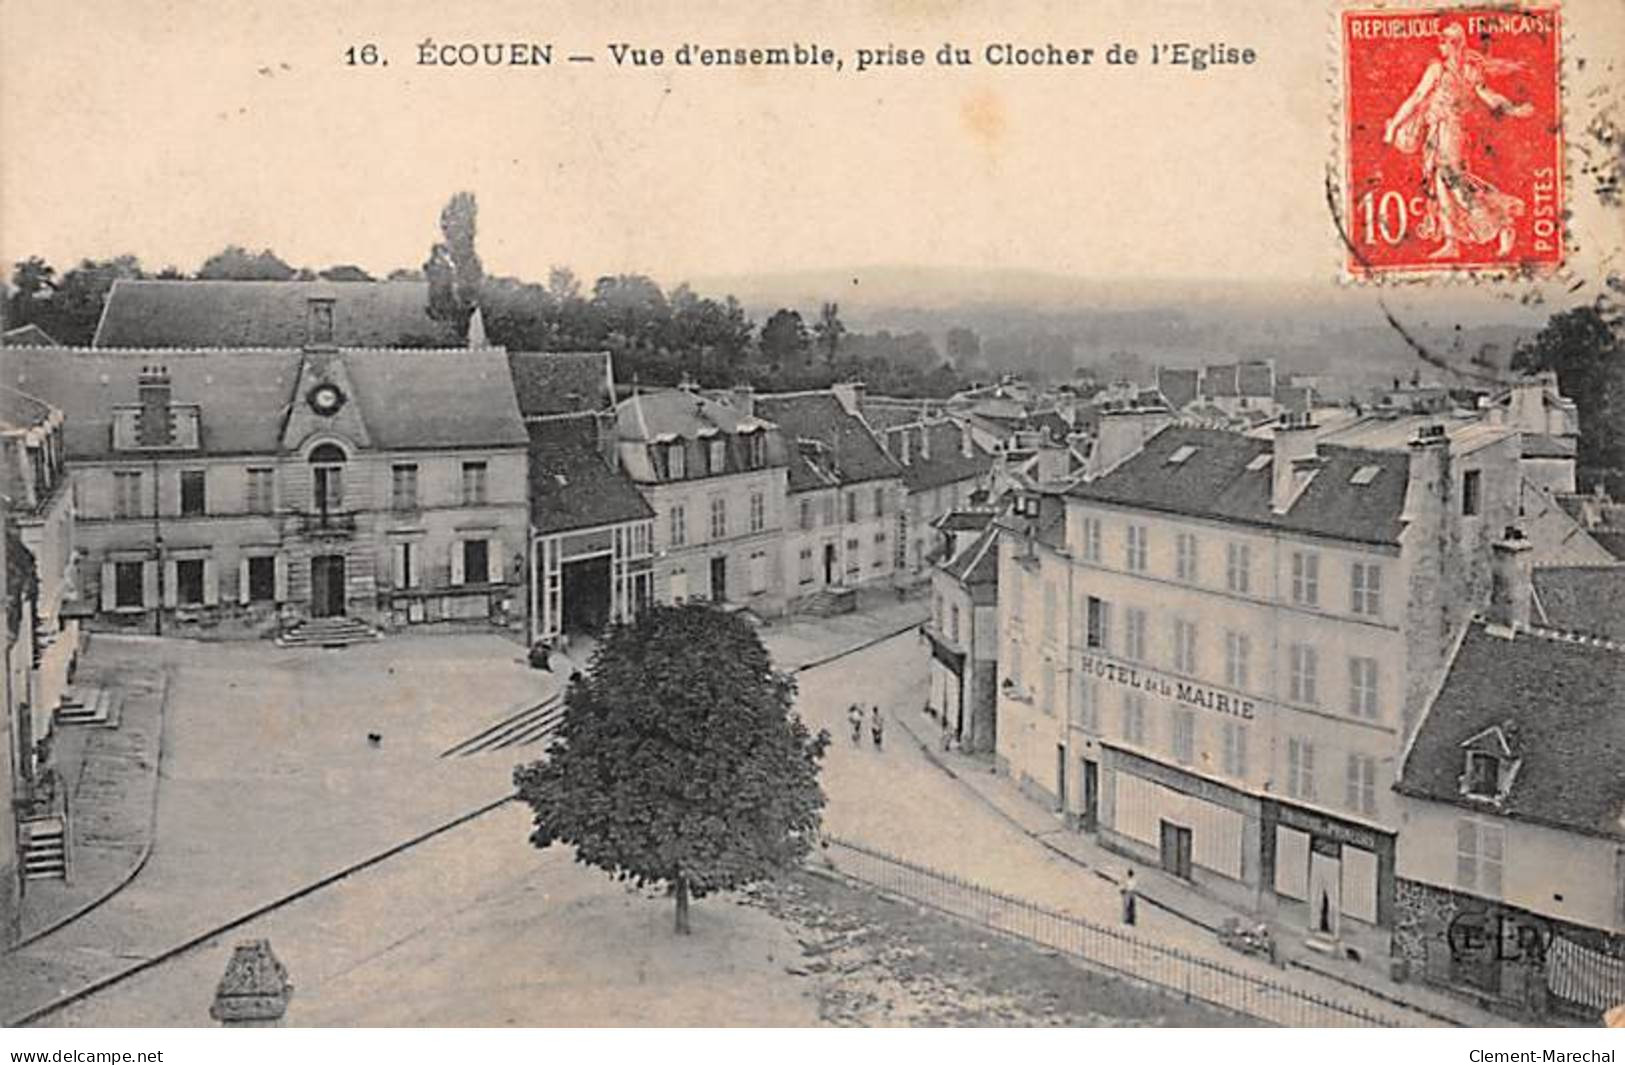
xmin=1 ymin=0 xmax=1621 ymax=300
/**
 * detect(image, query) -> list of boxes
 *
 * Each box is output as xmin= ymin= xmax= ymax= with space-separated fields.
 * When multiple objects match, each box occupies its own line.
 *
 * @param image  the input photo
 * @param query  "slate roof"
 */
xmin=7 ymin=346 xmax=525 ymax=458
xmin=935 ymin=510 xmax=996 ymax=534
xmin=1067 ymin=425 xmax=1412 ymax=546
xmin=508 ymin=352 xmax=614 ymax=418
xmin=897 ymin=423 xmax=992 ymax=493
xmin=755 ymin=392 xmax=902 ymax=493
xmin=92 ymin=280 xmax=461 ymax=348
xmin=0 ymin=386 xmax=57 ymax=432
xmin=1532 ymin=567 xmax=1625 ymax=641
xmin=943 ymin=525 xmax=1000 ymax=585
xmin=616 ymin=388 xmax=760 ymax=441
xmin=1397 ymin=620 xmax=1625 ymax=841
xmin=1201 ymin=364 xmax=1239 ymax=398
xmin=528 ymin=415 xmax=655 ymax=534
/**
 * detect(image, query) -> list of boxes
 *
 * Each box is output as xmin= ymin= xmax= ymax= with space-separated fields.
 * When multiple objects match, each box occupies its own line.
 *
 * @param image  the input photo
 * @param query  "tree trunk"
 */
xmin=673 ymin=875 xmax=691 ymax=935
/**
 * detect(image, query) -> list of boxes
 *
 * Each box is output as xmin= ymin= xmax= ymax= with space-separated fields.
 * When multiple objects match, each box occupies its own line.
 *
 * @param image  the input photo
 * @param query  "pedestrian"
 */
xmin=1120 ymin=869 xmax=1138 ymax=927
xmin=941 ymin=716 xmax=954 ymax=753
xmin=871 ymin=705 xmax=884 ymax=750
xmin=847 ymin=704 xmax=864 ymax=745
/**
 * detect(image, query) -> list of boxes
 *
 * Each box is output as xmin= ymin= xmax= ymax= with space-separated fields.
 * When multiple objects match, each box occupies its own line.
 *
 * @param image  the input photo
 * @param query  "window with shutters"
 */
xmin=1287 ymin=738 xmax=1316 ymax=799
xmin=710 ymin=497 xmax=727 ymax=540
xmin=114 ymin=470 xmax=144 ymax=519
xmin=461 ymin=462 xmax=489 ymax=506
xmin=1346 ymin=753 xmax=1378 ymax=816
xmin=709 ymin=438 xmax=726 ymax=475
xmin=1289 ymin=643 xmax=1319 ymax=705
xmin=176 ymin=559 xmax=206 ymax=606
xmin=1123 ymin=607 xmax=1147 ymax=661
xmin=1351 ymin=562 xmax=1383 ymax=616
xmin=1125 ymin=524 xmax=1148 ymax=571
xmin=1456 ymin=819 xmax=1504 ymax=897
xmin=1348 ymin=657 xmax=1380 ymax=720
xmin=1074 ymin=677 xmax=1100 ymax=732
xmin=1291 ymin=551 xmax=1320 ymax=606
xmin=1173 ymin=618 xmax=1198 ymax=675
xmin=1226 ymin=542 xmax=1251 ymax=593
xmin=247 ymin=557 xmax=277 ymax=601
xmin=666 ymin=442 xmax=686 ymax=481
xmin=115 ymin=561 xmax=144 ymax=608
xmin=1225 ymin=631 xmax=1250 ymax=690
xmin=1086 ymin=596 xmax=1110 ymax=650
xmin=393 ymin=464 xmax=419 ymax=510
xmin=180 ymin=470 xmax=206 ymax=517
xmin=1175 ymin=532 xmax=1199 ymax=582
xmin=1081 ymin=517 xmax=1102 ymax=562
xmin=1171 ymin=708 xmax=1196 ymax=764
xmin=749 ymin=491 xmax=766 ymax=533
xmin=744 ymin=430 xmax=766 ymax=470
xmin=670 ymin=503 xmax=687 ymax=548
xmin=245 ymin=467 xmax=275 ymax=513
xmin=799 ymin=498 xmax=814 ymax=531
xmin=463 ymin=539 xmax=490 ymax=584
xmin=393 ymin=542 xmax=419 ymax=590
xmin=1222 ymin=721 xmax=1248 ymax=777
xmin=1121 ymin=691 xmax=1147 ymax=745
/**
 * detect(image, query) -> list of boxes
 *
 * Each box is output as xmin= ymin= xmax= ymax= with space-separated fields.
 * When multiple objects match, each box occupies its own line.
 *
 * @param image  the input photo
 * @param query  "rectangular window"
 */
xmin=669 ymin=503 xmax=687 ymax=548
xmin=1222 ymin=721 xmax=1248 ymax=778
xmin=873 ymin=486 xmax=886 ymax=517
xmin=799 ymin=498 xmax=814 ymax=532
xmin=749 ymin=491 xmax=766 ymax=533
xmin=1125 ymin=524 xmax=1148 ymax=571
xmin=749 ymin=550 xmax=768 ymax=594
xmin=1086 ymin=596 xmax=1110 ymax=651
xmin=114 ymin=470 xmax=143 ymax=519
xmin=180 ymin=470 xmax=206 ymax=517
xmin=392 ymin=542 xmax=418 ymax=590
xmin=667 ymin=442 xmax=687 ymax=481
xmin=176 ymin=558 xmax=205 ymax=606
xmin=244 ymin=556 xmax=275 ymax=601
xmin=115 ymin=560 xmax=144 ymax=608
xmin=845 ymin=492 xmax=858 ymax=523
xmin=1074 ymin=677 xmax=1099 ymax=732
xmin=1291 ymin=551 xmax=1320 ymax=606
xmin=1171 ymin=708 xmax=1196 ymax=764
xmin=1226 ymin=542 xmax=1251 ymax=594
xmin=822 ymin=495 xmax=837 ymax=526
xmin=1348 ymin=657 xmax=1380 ymax=720
xmin=314 ymin=465 xmax=343 ymax=511
xmin=710 ymin=497 xmax=727 ymax=540
xmin=1082 ymin=517 xmax=1102 ymax=562
xmin=872 ymin=530 xmax=887 ymax=568
xmin=1224 ymin=631 xmax=1250 ymax=690
xmin=1289 ymin=643 xmax=1319 ymax=705
xmin=1175 ymin=532 xmax=1198 ymax=582
xmin=1172 ymin=618 xmax=1198 ymax=675
xmin=392 ymin=464 xmax=419 ymax=510
xmin=1351 ymin=562 xmax=1382 ymax=616
xmin=1287 ymin=738 xmax=1316 ymax=799
xmin=744 ymin=431 xmax=765 ymax=470
xmin=461 ymin=462 xmax=489 ymax=506
xmin=1120 ymin=690 xmax=1146 ymax=745
xmin=1463 ymin=469 xmax=1482 ymax=517
xmin=1456 ymin=820 xmax=1504 ymax=897
xmin=708 ymin=438 xmax=727 ymax=475
xmin=1346 ymin=753 xmax=1377 ymax=816
xmin=1123 ymin=607 xmax=1147 ymax=661
xmin=463 ymin=539 xmax=490 ymax=584
xmin=845 ymin=537 xmax=860 ymax=575
xmin=246 ymin=467 xmax=275 ymax=514
xmin=798 ymin=546 xmax=814 ymax=584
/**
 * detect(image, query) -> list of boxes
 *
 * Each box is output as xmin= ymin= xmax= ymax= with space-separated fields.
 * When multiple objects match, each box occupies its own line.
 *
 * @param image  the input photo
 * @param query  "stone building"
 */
xmin=925 ymin=522 xmax=1000 ymax=753
xmin=614 ymin=387 xmax=790 ymax=615
xmin=1393 ymin=534 xmax=1625 ymax=1020
xmin=7 ymin=346 xmax=530 ymax=638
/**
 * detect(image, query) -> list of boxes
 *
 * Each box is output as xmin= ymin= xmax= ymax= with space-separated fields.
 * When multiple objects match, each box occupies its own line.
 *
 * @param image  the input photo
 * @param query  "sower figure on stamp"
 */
xmin=1383 ymin=22 xmax=1534 ymax=260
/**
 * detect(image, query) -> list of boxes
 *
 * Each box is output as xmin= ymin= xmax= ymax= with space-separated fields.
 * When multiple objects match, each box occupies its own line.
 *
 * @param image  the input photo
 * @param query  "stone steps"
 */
xmin=20 ymin=818 xmax=66 ymax=880
xmin=276 ymin=616 xmax=381 ymax=649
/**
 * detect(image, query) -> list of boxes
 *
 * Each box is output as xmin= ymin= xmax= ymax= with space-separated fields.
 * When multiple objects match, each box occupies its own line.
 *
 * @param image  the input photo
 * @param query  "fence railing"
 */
xmin=819 ymin=834 xmax=1402 ymax=1028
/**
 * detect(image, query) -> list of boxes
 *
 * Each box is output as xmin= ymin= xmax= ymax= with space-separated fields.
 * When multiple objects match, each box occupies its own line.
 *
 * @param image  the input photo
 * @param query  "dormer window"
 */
xmin=1459 ymin=724 xmax=1520 ymax=803
xmin=308 ymin=298 xmax=335 ymax=345
xmin=743 ymin=429 xmax=766 ymax=470
xmin=709 ymin=437 xmax=727 ymax=475
xmin=1464 ymin=752 xmax=1500 ymax=798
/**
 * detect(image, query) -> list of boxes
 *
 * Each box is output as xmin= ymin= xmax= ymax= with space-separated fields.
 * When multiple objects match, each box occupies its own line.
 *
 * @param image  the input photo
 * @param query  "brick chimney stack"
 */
xmin=1270 ymin=410 xmax=1319 ymax=513
xmin=1487 ymin=527 xmax=1533 ymax=632
xmin=137 ymin=365 xmax=173 ymax=447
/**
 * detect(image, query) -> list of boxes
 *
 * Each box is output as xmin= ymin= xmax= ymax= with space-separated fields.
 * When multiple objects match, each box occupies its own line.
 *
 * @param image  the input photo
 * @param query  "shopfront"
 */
xmin=1262 ymin=799 xmax=1395 ymax=935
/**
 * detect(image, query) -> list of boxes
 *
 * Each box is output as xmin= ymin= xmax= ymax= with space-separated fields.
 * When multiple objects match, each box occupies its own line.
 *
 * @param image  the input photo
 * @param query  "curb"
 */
xmin=790 ymin=617 xmax=926 ymax=675
xmin=888 ymin=706 xmax=1469 ymax=1029
xmin=8 ymin=794 xmax=516 ymax=1028
xmin=12 ymin=667 xmax=172 ymax=953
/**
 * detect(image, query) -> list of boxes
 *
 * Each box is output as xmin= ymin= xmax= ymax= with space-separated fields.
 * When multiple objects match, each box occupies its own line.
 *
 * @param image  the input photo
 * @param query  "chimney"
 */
xmin=729 ymin=384 xmax=755 ymax=417
xmin=891 ymin=428 xmax=910 ymax=466
xmin=919 ymin=424 xmax=931 ymax=462
xmin=137 ymin=365 xmax=174 ymax=447
xmin=594 ymin=410 xmax=620 ymax=468
xmin=831 ymin=381 xmax=865 ymax=416
xmin=1487 ymin=526 xmax=1533 ymax=631
xmin=961 ymin=421 xmax=974 ymax=458
xmin=1085 ymin=406 xmax=1173 ymax=479
xmin=1271 ymin=411 xmax=1320 ymax=513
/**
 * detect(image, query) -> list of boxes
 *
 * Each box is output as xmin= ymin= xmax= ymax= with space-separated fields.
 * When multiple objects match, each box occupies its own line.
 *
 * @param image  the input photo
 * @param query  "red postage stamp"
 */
xmin=1341 ymin=6 xmax=1563 ymax=277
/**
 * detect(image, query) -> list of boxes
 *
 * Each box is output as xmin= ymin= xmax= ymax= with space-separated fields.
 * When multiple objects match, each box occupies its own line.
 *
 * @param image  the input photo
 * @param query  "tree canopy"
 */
xmin=1512 ymin=304 xmax=1625 ymax=484
xmin=424 ymin=191 xmax=485 ymax=342
xmin=197 ymin=245 xmax=298 ymax=281
xmin=513 ymin=604 xmax=828 ymax=934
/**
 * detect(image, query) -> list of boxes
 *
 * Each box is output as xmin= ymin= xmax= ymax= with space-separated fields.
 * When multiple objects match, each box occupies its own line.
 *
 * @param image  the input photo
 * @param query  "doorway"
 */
xmin=710 ymin=555 xmax=728 ymax=603
xmin=1080 ymin=758 xmax=1099 ymax=831
xmin=562 ymin=554 xmax=612 ymax=634
xmin=823 ymin=543 xmax=837 ymax=585
xmin=1308 ymin=840 xmax=1343 ymax=939
xmin=1159 ymin=820 xmax=1193 ymax=880
xmin=310 ymin=554 xmax=347 ymax=618
xmin=1055 ymin=744 xmax=1067 ymax=813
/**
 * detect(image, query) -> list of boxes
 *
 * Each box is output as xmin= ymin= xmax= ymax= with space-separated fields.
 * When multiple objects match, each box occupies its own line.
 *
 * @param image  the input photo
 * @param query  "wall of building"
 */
xmin=647 ymin=467 xmax=788 ymax=614
xmin=784 ymin=479 xmax=902 ymax=600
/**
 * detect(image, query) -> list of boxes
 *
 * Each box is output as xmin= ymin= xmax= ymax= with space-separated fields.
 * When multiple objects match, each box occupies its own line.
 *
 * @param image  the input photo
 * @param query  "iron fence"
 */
xmin=820 ymin=834 xmax=1405 ymax=1028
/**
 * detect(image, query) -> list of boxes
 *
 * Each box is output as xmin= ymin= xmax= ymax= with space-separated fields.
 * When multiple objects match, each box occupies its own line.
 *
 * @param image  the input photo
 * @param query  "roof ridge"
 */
xmin=1476 ymin=614 xmax=1624 ymax=654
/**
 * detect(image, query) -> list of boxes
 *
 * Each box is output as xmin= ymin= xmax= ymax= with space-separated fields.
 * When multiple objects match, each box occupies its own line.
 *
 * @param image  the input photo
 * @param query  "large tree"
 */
xmin=813 ymin=302 xmax=846 ymax=365
xmin=423 ymin=191 xmax=485 ymax=341
xmin=1511 ymin=304 xmax=1625 ymax=479
xmin=197 ymin=245 xmax=297 ymax=280
xmin=759 ymin=308 xmax=809 ymax=368
xmin=514 ymin=605 xmax=828 ymax=934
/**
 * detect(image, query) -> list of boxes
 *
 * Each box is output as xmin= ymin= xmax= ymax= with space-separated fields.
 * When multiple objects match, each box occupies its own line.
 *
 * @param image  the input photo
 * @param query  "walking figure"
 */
xmin=1121 ymin=869 xmax=1138 ymax=927
xmin=848 ymin=704 xmax=864 ymax=745
xmin=870 ymin=705 xmax=884 ymax=750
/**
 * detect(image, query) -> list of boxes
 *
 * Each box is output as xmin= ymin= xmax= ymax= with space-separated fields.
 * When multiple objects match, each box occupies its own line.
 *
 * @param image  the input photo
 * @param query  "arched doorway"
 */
xmin=309 ymin=443 xmax=346 ymax=514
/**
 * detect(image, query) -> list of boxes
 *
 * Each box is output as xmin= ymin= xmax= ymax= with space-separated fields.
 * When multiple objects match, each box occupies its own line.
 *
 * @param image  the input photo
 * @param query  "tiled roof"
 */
xmin=528 ymin=415 xmax=655 ymax=534
xmin=1067 ymin=425 xmax=1412 ymax=545
xmin=616 ymin=388 xmax=759 ymax=442
xmin=1398 ymin=620 xmax=1625 ymax=841
xmin=756 ymin=392 xmax=902 ymax=492
xmin=899 ymin=423 xmax=992 ymax=493
xmin=508 ymin=352 xmax=614 ymax=418
xmin=1532 ymin=567 xmax=1625 ymax=641
xmin=92 ymin=280 xmax=461 ymax=348
xmin=7 ymin=346 xmax=525 ymax=458
xmin=935 ymin=509 xmax=996 ymax=533
xmin=1521 ymin=433 xmax=1576 ymax=459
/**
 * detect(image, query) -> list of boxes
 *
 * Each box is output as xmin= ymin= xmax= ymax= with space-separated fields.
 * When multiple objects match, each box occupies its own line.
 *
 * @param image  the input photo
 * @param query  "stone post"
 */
xmin=210 ymin=939 xmax=293 ymax=1027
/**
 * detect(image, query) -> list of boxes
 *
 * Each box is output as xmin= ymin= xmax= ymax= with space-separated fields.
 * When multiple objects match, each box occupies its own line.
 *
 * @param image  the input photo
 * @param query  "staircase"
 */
xmin=20 ymin=816 xmax=67 ymax=881
xmin=800 ymin=587 xmax=858 ymax=618
xmin=55 ymin=686 xmax=118 ymax=728
xmin=277 ymin=616 xmax=381 ymax=649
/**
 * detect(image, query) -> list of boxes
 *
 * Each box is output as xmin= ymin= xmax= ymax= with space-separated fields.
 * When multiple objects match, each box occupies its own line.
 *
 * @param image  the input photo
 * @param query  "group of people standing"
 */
xmin=847 ymin=703 xmax=883 ymax=749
